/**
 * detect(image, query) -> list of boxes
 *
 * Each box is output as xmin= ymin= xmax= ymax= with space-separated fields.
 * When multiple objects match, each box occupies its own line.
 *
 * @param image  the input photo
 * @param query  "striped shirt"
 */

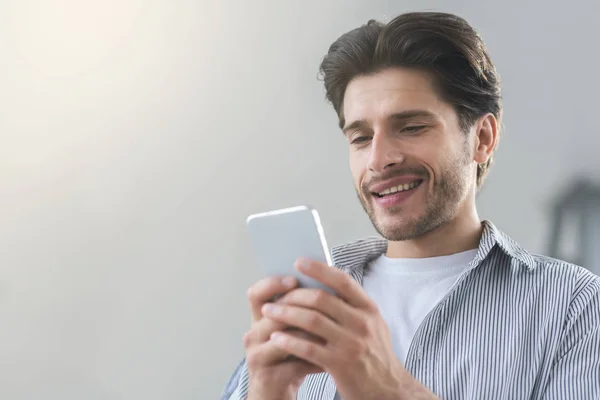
xmin=221 ymin=220 xmax=600 ymax=399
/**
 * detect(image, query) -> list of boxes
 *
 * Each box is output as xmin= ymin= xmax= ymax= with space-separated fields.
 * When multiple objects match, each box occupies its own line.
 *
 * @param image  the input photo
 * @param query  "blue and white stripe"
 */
xmin=222 ymin=220 xmax=600 ymax=399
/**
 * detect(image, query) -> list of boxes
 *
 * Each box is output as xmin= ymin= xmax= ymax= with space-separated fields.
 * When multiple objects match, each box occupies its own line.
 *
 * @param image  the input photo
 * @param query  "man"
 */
xmin=221 ymin=11 xmax=600 ymax=400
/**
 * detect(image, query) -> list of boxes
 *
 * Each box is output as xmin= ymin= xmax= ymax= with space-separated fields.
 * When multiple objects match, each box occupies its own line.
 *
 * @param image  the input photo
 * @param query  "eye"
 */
xmin=350 ymin=135 xmax=371 ymax=145
xmin=402 ymin=125 xmax=426 ymax=133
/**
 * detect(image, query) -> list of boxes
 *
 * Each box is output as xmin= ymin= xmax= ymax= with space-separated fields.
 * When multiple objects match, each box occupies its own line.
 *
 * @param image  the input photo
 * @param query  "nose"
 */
xmin=367 ymin=131 xmax=405 ymax=173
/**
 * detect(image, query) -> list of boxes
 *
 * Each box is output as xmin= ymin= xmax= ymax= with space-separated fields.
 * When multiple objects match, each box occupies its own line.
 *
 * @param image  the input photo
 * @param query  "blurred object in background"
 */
xmin=548 ymin=178 xmax=600 ymax=275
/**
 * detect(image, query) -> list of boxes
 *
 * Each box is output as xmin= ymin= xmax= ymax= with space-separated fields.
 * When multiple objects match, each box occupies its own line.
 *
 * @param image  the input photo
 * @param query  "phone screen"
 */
xmin=246 ymin=205 xmax=334 ymax=294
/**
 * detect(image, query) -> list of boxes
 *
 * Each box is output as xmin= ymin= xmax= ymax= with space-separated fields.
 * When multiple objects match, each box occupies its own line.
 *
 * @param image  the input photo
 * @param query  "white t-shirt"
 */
xmin=334 ymin=248 xmax=477 ymax=399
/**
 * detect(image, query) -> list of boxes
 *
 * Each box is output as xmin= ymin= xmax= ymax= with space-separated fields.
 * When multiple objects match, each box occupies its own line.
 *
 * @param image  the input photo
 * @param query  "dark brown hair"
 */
xmin=318 ymin=12 xmax=502 ymax=188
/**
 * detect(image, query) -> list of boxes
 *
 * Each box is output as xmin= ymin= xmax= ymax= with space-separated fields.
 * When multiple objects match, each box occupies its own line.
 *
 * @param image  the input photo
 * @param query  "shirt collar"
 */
xmin=331 ymin=220 xmax=537 ymax=277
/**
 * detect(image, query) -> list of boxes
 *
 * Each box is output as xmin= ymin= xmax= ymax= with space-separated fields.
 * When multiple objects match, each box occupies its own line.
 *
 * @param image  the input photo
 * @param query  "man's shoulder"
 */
xmin=330 ymin=236 xmax=387 ymax=270
xmin=493 ymin=226 xmax=600 ymax=306
xmin=528 ymin=252 xmax=600 ymax=294
xmin=527 ymin=252 xmax=581 ymax=273
xmin=331 ymin=236 xmax=387 ymax=254
xmin=489 ymin=221 xmax=599 ymax=283
xmin=330 ymin=223 xmax=600 ymax=297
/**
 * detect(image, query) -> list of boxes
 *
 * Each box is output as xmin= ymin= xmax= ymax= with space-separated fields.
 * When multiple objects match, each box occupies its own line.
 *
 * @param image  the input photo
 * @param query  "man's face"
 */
xmin=343 ymin=67 xmax=477 ymax=241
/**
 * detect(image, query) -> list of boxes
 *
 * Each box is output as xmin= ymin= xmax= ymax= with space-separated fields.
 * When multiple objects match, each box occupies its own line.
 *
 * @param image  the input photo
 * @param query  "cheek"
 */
xmin=408 ymin=147 xmax=438 ymax=175
xmin=414 ymin=151 xmax=448 ymax=187
xmin=431 ymin=148 xmax=466 ymax=181
xmin=348 ymin=154 xmax=365 ymax=188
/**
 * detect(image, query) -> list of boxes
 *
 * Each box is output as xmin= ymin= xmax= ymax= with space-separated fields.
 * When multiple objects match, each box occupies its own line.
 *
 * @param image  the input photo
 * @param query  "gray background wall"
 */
xmin=1 ymin=0 xmax=599 ymax=398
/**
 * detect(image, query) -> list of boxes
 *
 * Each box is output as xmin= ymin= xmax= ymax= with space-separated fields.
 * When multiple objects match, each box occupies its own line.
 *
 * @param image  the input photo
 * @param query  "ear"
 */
xmin=472 ymin=113 xmax=498 ymax=164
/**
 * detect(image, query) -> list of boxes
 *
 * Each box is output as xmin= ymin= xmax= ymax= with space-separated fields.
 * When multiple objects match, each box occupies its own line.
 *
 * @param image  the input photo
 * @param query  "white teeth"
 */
xmin=377 ymin=181 xmax=420 ymax=196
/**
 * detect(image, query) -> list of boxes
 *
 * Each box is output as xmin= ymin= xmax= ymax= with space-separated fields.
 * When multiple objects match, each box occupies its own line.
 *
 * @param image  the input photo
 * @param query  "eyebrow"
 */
xmin=340 ymin=110 xmax=437 ymax=135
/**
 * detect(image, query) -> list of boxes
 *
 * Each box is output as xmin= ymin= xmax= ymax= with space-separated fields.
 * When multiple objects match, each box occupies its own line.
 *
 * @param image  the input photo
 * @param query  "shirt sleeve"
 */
xmin=220 ymin=358 xmax=250 ymax=400
xmin=540 ymin=270 xmax=600 ymax=399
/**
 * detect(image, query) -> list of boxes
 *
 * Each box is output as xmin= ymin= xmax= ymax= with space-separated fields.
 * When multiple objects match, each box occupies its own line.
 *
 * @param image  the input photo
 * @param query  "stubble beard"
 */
xmin=357 ymin=155 xmax=471 ymax=242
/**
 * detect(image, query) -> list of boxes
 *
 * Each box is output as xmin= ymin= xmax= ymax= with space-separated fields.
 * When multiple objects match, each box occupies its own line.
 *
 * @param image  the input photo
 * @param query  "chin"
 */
xmin=378 ymin=228 xmax=417 ymax=241
xmin=373 ymin=217 xmax=415 ymax=241
xmin=373 ymin=212 xmax=442 ymax=241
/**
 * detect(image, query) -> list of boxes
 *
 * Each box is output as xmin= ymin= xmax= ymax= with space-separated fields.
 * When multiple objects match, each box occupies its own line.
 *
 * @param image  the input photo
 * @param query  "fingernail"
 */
xmin=295 ymin=258 xmax=310 ymax=271
xmin=271 ymin=332 xmax=285 ymax=344
xmin=282 ymin=276 xmax=296 ymax=288
xmin=263 ymin=304 xmax=282 ymax=315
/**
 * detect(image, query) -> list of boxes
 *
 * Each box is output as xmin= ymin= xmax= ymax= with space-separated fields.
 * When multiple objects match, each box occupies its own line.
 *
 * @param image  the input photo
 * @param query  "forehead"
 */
xmin=342 ymin=67 xmax=448 ymax=122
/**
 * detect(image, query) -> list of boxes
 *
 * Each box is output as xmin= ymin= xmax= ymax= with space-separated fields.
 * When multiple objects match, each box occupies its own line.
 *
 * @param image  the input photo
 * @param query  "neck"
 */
xmin=385 ymin=201 xmax=483 ymax=259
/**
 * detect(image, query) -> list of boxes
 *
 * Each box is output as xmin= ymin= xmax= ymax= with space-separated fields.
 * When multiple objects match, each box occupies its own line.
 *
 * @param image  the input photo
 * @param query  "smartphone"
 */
xmin=246 ymin=205 xmax=335 ymax=294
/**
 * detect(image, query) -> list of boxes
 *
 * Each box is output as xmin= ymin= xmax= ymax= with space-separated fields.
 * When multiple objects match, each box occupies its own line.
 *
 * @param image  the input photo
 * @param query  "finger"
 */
xmin=294 ymin=258 xmax=374 ymax=309
xmin=246 ymin=339 xmax=295 ymax=368
xmin=247 ymin=276 xmax=298 ymax=321
xmin=244 ymin=318 xmax=287 ymax=348
xmin=292 ymin=360 xmax=324 ymax=377
xmin=244 ymin=318 xmax=324 ymax=349
xmin=262 ymin=303 xmax=347 ymax=344
xmin=286 ymin=328 xmax=326 ymax=346
xmin=281 ymin=328 xmax=327 ymax=363
xmin=246 ymin=341 xmax=323 ymax=378
xmin=277 ymin=288 xmax=365 ymax=332
xmin=246 ymin=333 xmax=324 ymax=368
xmin=269 ymin=330 xmax=332 ymax=370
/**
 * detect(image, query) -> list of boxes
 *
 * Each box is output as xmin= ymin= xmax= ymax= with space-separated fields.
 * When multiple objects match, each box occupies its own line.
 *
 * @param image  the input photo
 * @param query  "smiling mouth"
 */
xmin=372 ymin=179 xmax=423 ymax=198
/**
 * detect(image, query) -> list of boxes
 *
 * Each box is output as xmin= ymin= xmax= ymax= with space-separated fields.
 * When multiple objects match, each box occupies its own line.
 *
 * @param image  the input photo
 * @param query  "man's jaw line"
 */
xmin=384 ymin=200 xmax=483 ymax=259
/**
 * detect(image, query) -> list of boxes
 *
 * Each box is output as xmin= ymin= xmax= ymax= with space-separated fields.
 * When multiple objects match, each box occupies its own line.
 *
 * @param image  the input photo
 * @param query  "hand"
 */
xmin=243 ymin=276 xmax=323 ymax=400
xmin=262 ymin=259 xmax=438 ymax=400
